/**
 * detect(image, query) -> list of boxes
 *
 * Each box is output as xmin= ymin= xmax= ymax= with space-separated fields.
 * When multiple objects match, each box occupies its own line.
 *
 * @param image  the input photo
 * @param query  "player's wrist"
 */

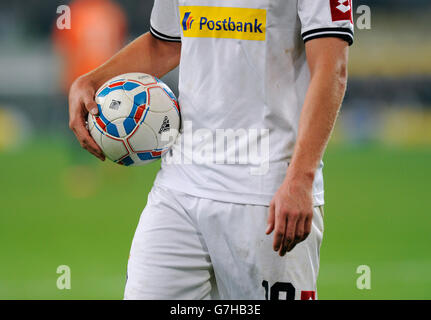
xmin=285 ymin=164 xmax=315 ymax=188
xmin=83 ymin=72 xmax=103 ymax=91
xmin=71 ymin=74 xmax=96 ymax=93
xmin=79 ymin=68 xmax=111 ymax=92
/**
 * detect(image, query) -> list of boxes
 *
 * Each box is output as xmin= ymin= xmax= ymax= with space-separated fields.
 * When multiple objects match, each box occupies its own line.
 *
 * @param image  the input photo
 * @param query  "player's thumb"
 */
xmin=85 ymin=99 xmax=99 ymax=116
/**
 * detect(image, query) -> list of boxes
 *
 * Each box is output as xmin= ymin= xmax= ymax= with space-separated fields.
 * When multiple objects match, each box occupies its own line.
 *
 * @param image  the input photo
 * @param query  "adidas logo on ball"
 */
xmin=159 ymin=116 xmax=170 ymax=134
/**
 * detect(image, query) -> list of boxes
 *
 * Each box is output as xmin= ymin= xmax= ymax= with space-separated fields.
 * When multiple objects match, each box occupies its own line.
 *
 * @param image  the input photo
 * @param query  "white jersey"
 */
xmin=150 ymin=0 xmax=354 ymax=206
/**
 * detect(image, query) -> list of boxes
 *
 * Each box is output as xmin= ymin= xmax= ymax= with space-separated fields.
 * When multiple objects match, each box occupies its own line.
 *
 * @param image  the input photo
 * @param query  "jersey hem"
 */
xmin=154 ymin=180 xmax=325 ymax=207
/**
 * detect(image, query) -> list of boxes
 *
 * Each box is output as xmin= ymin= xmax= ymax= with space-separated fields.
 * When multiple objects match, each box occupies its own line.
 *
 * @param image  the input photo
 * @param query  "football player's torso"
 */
xmin=176 ymin=0 xmax=302 ymax=130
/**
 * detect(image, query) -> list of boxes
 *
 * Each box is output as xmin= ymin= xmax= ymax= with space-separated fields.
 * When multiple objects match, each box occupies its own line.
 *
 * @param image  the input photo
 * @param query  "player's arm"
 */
xmin=266 ymin=37 xmax=349 ymax=256
xmin=68 ymin=33 xmax=181 ymax=160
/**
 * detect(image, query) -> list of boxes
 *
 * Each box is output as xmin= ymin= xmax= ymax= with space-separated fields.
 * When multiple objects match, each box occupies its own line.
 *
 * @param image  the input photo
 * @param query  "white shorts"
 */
xmin=124 ymin=186 xmax=324 ymax=300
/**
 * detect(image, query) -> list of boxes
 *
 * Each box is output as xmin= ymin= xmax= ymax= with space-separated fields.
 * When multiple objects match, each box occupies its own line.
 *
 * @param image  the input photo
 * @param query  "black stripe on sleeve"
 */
xmin=302 ymin=27 xmax=354 ymax=46
xmin=150 ymin=26 xmax=181 ymax=42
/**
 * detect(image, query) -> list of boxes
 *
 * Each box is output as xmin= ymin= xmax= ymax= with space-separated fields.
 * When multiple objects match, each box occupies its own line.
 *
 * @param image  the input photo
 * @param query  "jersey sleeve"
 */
xmin=298 ymin=0 xmax=354 ymax=45
xmin=149 ymin=0 xmax=181 ymax=42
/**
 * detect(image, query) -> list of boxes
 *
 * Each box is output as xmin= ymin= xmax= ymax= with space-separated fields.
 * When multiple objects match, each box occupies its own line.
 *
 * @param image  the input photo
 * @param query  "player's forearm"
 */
xmin=288 ymin=41 xmax=349 ymax=184
xmin=84 ymin=33 xmax=181 ymax=89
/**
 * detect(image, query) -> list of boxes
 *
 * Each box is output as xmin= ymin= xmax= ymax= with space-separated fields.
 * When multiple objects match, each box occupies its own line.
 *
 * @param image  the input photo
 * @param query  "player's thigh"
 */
xmin=199 ymin=202 xmax=323 ymax=300
xmin=124 ymin=186 xmax=216 ymax=300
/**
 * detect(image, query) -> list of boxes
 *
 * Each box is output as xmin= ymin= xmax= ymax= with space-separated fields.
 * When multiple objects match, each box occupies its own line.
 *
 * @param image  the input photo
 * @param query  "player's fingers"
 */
xmin=266 ymin=202 xmax=275 ymax=235
xmin=295 ymin=215 xmax=306 ymax=242
xmin=273 ymin=205 xmax=287 ymax=252
xmin=287 ymin=210 xmax=313 ymax=253
xmin=303 ymin=214 xmax=313 ymax=241
xmin=76 ymin=126 xmax=105 ymax=161
xmin=69 ymin=93 xmax=105 ymax=160
xmin=287 ymin=215 xmax=306 ymax=253
xmin=68 ymin=86 xmax=104 ymax=160
xmin=278 ymin=222 xmax=289 ymax=256
xmin=280 ymin=211 xmax=298 ymax=254
xmin=278 ymin=214 xmax=298 ymax=256
xmin=70 ymin=116 xmax=105 ymax=161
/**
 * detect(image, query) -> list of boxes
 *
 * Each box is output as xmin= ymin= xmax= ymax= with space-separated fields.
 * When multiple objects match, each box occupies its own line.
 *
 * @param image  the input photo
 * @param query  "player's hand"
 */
xmin=266 ymin=171 xmax=314 ymax=256
xmin=68 ymin=76 xmax=105 ymax=161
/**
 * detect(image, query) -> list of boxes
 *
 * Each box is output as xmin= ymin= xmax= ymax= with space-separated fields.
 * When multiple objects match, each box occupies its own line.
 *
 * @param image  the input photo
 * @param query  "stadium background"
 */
xmin=0 ymin=0 xmax=430 ymax=299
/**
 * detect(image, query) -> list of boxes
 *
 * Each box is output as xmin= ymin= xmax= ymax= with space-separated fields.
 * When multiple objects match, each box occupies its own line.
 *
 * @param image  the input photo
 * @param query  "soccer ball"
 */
xmin=88 ymin=73 xmax=180 ymax=166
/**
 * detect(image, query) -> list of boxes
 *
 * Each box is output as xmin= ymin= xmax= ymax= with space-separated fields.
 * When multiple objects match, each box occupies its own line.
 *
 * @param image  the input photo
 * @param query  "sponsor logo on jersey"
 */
xmin=330 ymin=0 xmax=353 ymax=22
xmin=179 ymin=6 xmax=266 ymax=41
xmin=182 ymin=12 xmax=194 ymax=31
xmin=300 ymin=291 xmax=316 ymax=300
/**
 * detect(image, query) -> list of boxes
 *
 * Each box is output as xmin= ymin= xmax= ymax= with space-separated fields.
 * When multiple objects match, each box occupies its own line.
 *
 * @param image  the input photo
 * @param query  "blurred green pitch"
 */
xmin=0 ymin=137 xmax=430 ymax=299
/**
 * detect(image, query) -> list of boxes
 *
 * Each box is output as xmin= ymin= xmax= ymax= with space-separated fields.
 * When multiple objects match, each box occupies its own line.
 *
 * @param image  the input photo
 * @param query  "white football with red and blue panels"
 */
xmin=88 ymin=73 xmax=180 ymax=166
